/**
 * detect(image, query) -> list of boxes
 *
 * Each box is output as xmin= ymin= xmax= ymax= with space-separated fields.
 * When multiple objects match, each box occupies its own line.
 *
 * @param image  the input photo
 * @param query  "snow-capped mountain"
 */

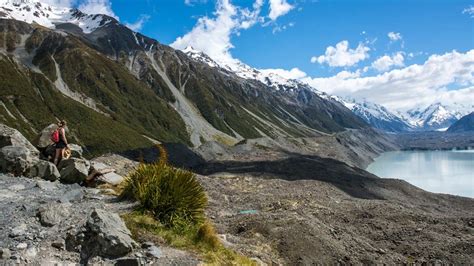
xmin=183 ymin=46 xmax=330 ymax=99
xmin=332 ymin=97 xmax=412 ymax=132
xmin=404 ymin=103 xmax=471 ymax=131
xmin=0 ymin=0 xmax=114 ymax=34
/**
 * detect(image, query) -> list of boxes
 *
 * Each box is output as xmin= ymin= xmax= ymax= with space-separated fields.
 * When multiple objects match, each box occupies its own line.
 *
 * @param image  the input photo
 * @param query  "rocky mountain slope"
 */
xmin=332 ymin=97 xmax=412 ymax=132
xmin=447 ymin=112 xmax=474 ymax=132
xmin=0 ymin=0 xmax=367 ymax=156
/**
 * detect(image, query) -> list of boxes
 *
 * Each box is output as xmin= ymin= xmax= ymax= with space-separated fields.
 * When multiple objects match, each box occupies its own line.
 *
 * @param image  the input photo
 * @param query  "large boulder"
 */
xmin=0 ymin=124 xmax=39 ymax=156
xmin=66 ymin=209 xmax=136 ymax=260
xmin=28 ymin=160 xmax=60 ymax=181
xmin=58 ymin=158 xmax=90 ymax=184
xmin=0 ymin=146 xmax=39 ymax=176
xmin=68 ymin=144 xmax=83 ymax=158
xmin=32 ymin=124 xmax=57 ymax=149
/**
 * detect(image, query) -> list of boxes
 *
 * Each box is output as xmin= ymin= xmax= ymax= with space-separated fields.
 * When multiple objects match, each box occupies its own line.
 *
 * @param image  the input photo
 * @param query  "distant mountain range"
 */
xmin=332 ymin=97 xmax=411 ymax=132
xmin=182 ymin=47 xmax=473 ymax=134
xmin=332 ymin=97 xmax=472 ymax=132
xmin=403 ymin=102 xmax=471 ymax=131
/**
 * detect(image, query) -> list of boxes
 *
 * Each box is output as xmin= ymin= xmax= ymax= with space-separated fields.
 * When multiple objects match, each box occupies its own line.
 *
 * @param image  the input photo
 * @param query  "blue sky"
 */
xmin=44 ymin=0 xmax=474 ymax=111
xmin=112 ymin=0 xmax=473 ymax=76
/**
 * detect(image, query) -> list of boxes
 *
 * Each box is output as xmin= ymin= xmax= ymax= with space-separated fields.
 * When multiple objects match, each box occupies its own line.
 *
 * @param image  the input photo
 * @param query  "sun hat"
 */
xmin=62 ymin=147 xmax=71 ymax=159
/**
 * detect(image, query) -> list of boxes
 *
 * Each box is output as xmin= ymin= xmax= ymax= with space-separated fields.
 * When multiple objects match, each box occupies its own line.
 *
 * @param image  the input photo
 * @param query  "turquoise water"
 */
xmin=367 ymin=150 xmax=474 ymax=198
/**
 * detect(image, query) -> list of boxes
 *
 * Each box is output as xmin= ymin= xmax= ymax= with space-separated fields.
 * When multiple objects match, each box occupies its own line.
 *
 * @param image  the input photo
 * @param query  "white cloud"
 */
xmin=41 ymin=0 xmax=77 ymax=7
xmin=272 ymin=21 xmax=294 ymax=34
xmin=240 ymin=0 xmax=264 ymax=29
xmin=387 ymin=31 xmax=402 ymax=42
xmin=260 ymin=67 xmax=307 ymax=80
xmin=372 ymin=52 xmax=405 ymax=72
xmin=78 ymin=0 xmax=118 ymax=19
xmin=171 ymin=0 xmax=265 ymax=64
xmin=311 ymin=40 xmax=370 ymax=67
xmin=268 ymin=0 xmax=294 ymax=21
xmin=302 ymin=50 xmax=474 ymax=110
xmin=185 ymin=0 xmax=208 ymax=6
xmin=462 ymin=6 xmax=474 ymax=17
xmin=171 ymin=0 xmax=238 ymax=64
xmin=125 ymin=14 xmax=150 ymax=31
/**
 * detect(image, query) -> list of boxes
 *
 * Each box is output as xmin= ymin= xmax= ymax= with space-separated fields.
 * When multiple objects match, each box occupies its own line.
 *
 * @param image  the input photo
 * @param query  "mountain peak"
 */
xmin=0 ymin=0 xmax=113 ymax=34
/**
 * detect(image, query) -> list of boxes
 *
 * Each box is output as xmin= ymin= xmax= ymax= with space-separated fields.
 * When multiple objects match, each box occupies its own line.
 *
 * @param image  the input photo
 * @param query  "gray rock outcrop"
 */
xmin=58 ymin=158 xmax=90 ymax=184
xmin=68 ymin=144 xmax=83 ymax=158
xmin=28 ymin=161 xmax=60 ymax=181
xmin=0 ymin=146 xmax=39 ymax=176
xmin=32 ymin=124 xmax=57 ymax=149
xmin=0 ymin=124 xmax=39 ymax=156
xmin=67 ymin=208 xmax=136 ymax=261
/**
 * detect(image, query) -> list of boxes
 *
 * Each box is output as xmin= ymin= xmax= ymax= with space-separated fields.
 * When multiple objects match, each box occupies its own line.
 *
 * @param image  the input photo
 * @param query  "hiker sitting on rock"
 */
xmin=52 ymin=120 xmax=68 ymax=165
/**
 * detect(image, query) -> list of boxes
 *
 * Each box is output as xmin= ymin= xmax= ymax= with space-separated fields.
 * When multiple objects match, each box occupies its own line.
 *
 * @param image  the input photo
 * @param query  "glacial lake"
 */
xmin=367 ymin=150 xmax=474 ymax=198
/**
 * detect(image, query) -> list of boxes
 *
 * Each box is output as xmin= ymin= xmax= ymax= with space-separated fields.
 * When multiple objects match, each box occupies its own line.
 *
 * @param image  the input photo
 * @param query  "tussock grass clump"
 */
xmin=120 ymin=145 xmax=255 ymax=264
xmin=120 ymin=145 xmax=207 ymax=227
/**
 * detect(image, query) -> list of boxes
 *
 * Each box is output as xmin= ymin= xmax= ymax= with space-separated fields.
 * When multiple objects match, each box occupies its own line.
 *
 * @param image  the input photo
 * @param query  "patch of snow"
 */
xmin=405 ymin=102 xmax=472 ymax=130
xmin=182 ymin=46 xmax=318 ymax=94
xmin=0 ymin=0 xmax=112 ymax=34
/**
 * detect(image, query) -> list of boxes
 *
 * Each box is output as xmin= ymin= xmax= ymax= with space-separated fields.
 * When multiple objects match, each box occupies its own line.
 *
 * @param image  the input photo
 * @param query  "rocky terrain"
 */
xmin=396 ymin=131 xmax=474 ymax=150
xmin=1 ymin=122 xmax=473 ymax=264
xmin=200 ymin=171 xmax=474 ymax=264
xmin=0 ymin=175 xmax=200 ymax=265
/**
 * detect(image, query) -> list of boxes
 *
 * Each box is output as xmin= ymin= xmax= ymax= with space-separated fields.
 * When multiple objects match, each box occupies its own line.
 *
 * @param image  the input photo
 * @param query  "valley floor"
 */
xmin=1 ymin=129 xmax=473 ymax=264
xmin=199 ymin=167 xmax=473 ymax=264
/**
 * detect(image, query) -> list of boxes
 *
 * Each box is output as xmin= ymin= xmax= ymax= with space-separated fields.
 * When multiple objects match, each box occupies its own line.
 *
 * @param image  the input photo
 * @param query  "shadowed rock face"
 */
xmin=448 ymin=112 xmax=474 ymax=133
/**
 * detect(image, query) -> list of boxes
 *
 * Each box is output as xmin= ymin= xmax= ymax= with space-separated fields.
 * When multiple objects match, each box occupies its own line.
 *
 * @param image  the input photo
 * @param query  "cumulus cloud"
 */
xmin=125 ymin=14 xmax=150 ymax=31
xmin=171 ymin=0 xmax=238 ymax=64
xmin=78 ymin=0 xmax=117 ymax=19
xmin=387 ymin=31 xmax=402 ymax=42
xmin=268 ymin=0 xmax=294 ymax=21
xmin=171 ymin=0 xmax=265 ymax=64
xmin=302 ymin=50 xmax=474 ymax=110
xmin=372 ymin=52 xmax=405 ymax=72
xmin=259 ymin=67 xmax=307 ymax=80
xmin=311 ymin=40 xmax=370 ymax=67
xmin=240 ymin=0 xmax=265 ymax=29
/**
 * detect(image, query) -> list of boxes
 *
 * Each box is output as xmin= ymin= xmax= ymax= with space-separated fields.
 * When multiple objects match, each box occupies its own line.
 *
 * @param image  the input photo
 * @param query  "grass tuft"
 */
xmin=120 ymin=144 xmax=255 ymax=265
xmin=122 ymin=212 xmax=256 ymax=265
xmin=120 ymin=145 xmax=207 ymax=227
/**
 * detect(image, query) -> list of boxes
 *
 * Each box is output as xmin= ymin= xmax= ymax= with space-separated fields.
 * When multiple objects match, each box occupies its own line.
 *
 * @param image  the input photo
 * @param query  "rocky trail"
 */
xmin=0 ymin=175 xmax=200 ymax=265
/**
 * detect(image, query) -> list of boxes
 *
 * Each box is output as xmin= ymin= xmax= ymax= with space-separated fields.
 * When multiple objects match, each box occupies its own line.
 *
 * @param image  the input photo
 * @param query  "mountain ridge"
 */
xmin=447 ymin=112 xmax=474 ymax=132
xmin=0 ymin=1 xmax=368 ymax=155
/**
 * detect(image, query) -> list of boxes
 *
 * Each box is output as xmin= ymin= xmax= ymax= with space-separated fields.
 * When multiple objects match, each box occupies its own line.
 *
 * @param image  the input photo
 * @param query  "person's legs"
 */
xmin=54 ymin=148 xmax=63 ymax=166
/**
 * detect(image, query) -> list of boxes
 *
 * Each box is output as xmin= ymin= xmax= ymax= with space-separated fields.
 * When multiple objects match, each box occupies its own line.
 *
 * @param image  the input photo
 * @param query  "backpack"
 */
xmin=51 ymin=129 xmax=60 ymax=143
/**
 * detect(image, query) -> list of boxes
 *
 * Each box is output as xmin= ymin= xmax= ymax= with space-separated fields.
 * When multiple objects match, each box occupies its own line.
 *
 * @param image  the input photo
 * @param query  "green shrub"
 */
xmin=120 ymin=145 xmax=208 ymax=227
